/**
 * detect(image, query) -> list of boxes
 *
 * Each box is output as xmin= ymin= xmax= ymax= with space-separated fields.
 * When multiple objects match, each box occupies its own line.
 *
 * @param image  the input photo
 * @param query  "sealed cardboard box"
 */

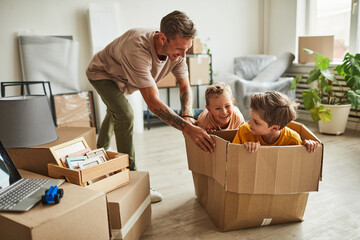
xmin=298 ymin=35 xmax=334 ymax=63
xmin=6 ymin=127 xmax=96 ymax=176
xmin=184 ymin=121 xmax=323 ymax=231
xmin=107 ymin=171 xmax=151 ymax=240
xmin=187 ymin=55 xmax=210 ymax=85
xmin=187 ymin=38 xmax=203 ymax=54
xmin=157 ymin=72 xmax=176 ymax=88
xmin=0 ymin=170 xmax=110 ymax=240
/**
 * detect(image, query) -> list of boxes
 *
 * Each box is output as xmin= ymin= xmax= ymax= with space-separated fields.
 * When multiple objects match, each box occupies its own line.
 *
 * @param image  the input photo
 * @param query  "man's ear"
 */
xmin=206 ymin=105 xmax=210 ymax=112
xmin=159 ymin=33 xmax=166 ymax=45
xmin=270 ymin=125 xmax=280 ymax=132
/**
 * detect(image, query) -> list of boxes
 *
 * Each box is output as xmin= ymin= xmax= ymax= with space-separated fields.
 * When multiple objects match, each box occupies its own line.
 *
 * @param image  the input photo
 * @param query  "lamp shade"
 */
xmin=0 ymin=95 xmax=58 ymax=148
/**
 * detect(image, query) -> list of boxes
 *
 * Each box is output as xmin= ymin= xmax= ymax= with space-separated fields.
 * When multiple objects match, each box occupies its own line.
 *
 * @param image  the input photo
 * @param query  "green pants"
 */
xmin=89 ymin=79 xmax=136 ymax=170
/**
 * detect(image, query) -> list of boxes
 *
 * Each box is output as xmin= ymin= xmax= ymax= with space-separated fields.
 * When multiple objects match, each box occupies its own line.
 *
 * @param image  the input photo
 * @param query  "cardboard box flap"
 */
xmin=209 ymin=129 xmax=237 ymax=142
xmin=287 ymin=121 xmax=321 ymax=142
xmin=227 ymin=143 xmax=323 ymax=194
xmin=287 ymin=121 xmax=324 ymax=180
xmin=184 ymin=134 xmax=227 ymax=187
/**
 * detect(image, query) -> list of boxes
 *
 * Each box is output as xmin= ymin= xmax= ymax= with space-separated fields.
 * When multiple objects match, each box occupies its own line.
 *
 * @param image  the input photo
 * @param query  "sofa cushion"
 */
xmin=234 ymin=55 xmax=276 ymax=80
xmin=252 ymin=52 xmax=295 ymax=82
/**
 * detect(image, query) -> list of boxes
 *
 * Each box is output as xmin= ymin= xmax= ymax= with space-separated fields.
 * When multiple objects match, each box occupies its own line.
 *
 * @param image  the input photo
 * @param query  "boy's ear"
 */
xmin=232 ymin=98 xmax=235 ymax=105
xmin=270 ymin=125 xmax=280 ymax=132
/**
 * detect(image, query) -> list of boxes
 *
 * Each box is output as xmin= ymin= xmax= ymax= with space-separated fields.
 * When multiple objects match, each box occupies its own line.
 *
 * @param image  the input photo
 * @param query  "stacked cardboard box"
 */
xmin=185 ymin=121 xmax=323 ymax=231
xmin=0 ymin=170 xmax=110 ymax=240
xmin=187 ymin=38 xmax=203 ymax=54
xmin=187 ymin=55 xmax=210 ymax=85
xmin=107 ymin=171 xmax=151 ymax=240
xmin=157 ymin=72 xmax=176 ymax=88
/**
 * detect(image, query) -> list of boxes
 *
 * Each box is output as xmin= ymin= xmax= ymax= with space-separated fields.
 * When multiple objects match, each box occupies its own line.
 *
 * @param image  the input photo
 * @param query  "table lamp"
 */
xmin=0 ymin=95 xmax=58 ymax=148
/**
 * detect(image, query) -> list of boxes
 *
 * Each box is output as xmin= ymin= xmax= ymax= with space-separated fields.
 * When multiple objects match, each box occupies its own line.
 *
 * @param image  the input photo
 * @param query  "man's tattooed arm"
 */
xmin=152 ymin=104 xmax=187 ymax=131
xmin=177 ymin=78 xmax=193 ymax=116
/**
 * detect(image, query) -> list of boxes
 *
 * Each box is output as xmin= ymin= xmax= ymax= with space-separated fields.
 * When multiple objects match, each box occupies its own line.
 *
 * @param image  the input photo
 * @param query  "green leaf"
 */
xmin=302 ymin=89 xmax=318 ymax=110
xmin=315 ymin=55 xmax=330 ymax=70
xmin=310 ymin=107 xmax=321 ymax=122
xmin=303 ymin=48 xmax=314 ymax=55
xmin=347 ymin=90 xmax=360 ymax=109
xmin=346 ymin=75 xmax=360 ymax=91
xmin=334 ymin=64 xmax=345 ymax=76
xmin=320 ymin=69 xmax=338 ymax=83
xmin=290 ymin=75 xmax=302 ymax=90
xmin=318 ymin=105 xmax=332 ymax=123
xmin=307 ymin=69 xmax=321 ymax=83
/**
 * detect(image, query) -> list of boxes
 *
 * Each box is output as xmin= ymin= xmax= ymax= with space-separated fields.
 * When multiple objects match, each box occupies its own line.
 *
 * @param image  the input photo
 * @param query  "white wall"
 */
xmin=262 ymin=0 xmax=298 ymax=56
xmin=0 ymin=0 xmax=298 ymax=127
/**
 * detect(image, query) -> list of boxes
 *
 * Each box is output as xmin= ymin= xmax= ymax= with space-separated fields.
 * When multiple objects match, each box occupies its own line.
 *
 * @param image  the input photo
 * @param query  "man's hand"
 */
xmin=140 ymin=86 xmax=214 ymax=153
xmin=182 ymin=116 xmax=196 ymax=124
xmin=303 ymin=139 xmax=319 ymax=153
xmin=184 ymin=124 xmax=215 ymax=152
xmin=243 ymin=141 xmax=260 ymax=153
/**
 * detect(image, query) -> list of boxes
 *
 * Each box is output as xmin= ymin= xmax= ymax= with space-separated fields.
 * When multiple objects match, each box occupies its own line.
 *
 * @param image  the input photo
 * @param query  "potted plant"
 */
xmin=292 ymin=48 xmax=360 ymax=135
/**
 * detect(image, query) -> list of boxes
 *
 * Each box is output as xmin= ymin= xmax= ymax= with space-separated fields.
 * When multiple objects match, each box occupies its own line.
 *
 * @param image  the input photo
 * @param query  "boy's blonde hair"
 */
xmin=250 ymin=91 xmax=298 ymax=129
xmin=205 ymin=82 xmax=233 ymax=106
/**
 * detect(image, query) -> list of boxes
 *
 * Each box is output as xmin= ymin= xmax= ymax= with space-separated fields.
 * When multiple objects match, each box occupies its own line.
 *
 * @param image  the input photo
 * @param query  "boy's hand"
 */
xmin=244 ymin=141 xmax=260 ymax=153
xmin=303 ymin=139 xmax=319 ymax=153
xmin=206 ymin=128 xmax=218 ymax=132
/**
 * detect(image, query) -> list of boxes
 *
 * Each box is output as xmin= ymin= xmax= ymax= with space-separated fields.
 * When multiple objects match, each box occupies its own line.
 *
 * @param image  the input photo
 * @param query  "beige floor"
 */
xmin=110 ymin=120 xmax=360 ymax=240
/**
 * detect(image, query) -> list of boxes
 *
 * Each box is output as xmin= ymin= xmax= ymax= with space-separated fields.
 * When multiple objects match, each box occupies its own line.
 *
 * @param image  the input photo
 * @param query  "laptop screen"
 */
xmin=0 ymin=141 xmax=22 ymax=192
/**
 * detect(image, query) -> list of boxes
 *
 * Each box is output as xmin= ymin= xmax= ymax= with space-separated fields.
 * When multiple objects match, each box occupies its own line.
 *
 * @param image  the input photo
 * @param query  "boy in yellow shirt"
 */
xmin=196 ymin=82 xmax=245 ymax=131
xmin=232 ymin=91 xmax=318 ymax=152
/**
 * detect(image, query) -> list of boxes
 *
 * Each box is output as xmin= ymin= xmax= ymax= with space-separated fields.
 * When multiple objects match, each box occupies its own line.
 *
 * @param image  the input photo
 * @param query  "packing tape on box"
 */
xmin=112 ymin=194 xmax=151 ymax=239
xmin=261 ymin=218 xmax=272 ymax=226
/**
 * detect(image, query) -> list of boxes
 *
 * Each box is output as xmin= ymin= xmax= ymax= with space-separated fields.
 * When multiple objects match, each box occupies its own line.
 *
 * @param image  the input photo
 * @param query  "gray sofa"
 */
xmin=228 ymin=52 xmax=296 ymax=121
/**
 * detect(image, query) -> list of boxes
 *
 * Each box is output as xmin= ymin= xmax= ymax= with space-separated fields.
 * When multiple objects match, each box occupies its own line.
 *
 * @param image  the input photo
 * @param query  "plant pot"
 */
xmin=318 ymin=104 xmax=351 ymax=135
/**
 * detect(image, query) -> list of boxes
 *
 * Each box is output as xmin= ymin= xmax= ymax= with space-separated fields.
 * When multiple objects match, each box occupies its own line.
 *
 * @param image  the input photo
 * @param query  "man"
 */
xmin=86 ymin=10 xmax=215 ymax=203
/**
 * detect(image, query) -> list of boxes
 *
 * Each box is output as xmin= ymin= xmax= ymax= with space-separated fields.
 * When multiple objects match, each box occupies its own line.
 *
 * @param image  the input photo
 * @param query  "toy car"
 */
xmin=41 ymin=186 xmax=64 ymax=204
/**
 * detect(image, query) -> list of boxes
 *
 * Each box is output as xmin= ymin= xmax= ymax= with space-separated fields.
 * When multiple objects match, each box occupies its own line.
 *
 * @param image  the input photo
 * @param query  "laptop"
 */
xmin=0 ymin=141 xmax=64 ymax=211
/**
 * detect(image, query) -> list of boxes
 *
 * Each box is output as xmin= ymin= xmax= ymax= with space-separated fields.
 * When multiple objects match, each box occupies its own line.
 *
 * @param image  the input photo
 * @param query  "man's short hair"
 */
xmin=250 ymin=91 xmax=298 ymax=129
xmin=160 ymin=10 xmax=197 ymax=40
xmin=205 ymin=82 xmax=233 ymax=106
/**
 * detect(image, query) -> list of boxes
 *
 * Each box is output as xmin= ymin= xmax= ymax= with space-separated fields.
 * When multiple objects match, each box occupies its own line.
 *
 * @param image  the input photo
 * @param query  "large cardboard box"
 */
xmin=0 ymin=170 xmax=110 ymax=240
xmin=184 ymin=121 xmax=323 ymax=231
xmin=107 ymin=171 xmax=151 ymax=240
xmin=298 ymin=35 xmax=334 ymax=63
xmin=6 ymin=127 xmax=96 ymax=176
xmin=157 ymin=72 xmax=176 ymax=88
xmin=187 ymin=55 xmax=210 ymax=85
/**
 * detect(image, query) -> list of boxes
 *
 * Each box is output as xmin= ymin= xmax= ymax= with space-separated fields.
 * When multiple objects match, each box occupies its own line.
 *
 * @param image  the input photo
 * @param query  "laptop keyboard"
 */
xmin=0 ymin=178 xmax=50 ymax=210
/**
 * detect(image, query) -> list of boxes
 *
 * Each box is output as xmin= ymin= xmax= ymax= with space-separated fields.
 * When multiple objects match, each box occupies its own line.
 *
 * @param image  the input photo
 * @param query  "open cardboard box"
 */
xmin=184 ymin=121 xmax=323 ymax=231
xmin=6 ymin=126 xmax=96 ymax=176
xmin=48 ymin=137 xmax=130 ymax=193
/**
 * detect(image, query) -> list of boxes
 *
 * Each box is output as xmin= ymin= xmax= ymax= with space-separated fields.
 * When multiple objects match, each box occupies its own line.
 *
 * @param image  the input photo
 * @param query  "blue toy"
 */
xmin=41 ymin=186 xmax=64 ymax=204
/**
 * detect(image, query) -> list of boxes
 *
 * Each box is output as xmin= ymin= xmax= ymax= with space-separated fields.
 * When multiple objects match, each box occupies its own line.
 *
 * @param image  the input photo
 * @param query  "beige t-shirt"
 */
xmin=196 ymin=106 xmax=245 ymax=130
xmin=86 ymin=28 xmax=188 ymax=94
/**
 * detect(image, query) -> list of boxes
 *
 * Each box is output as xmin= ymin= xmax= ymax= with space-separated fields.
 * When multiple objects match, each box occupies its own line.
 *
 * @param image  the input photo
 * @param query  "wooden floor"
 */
xmin=111 ymin=120 xmax=360 ymax=240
